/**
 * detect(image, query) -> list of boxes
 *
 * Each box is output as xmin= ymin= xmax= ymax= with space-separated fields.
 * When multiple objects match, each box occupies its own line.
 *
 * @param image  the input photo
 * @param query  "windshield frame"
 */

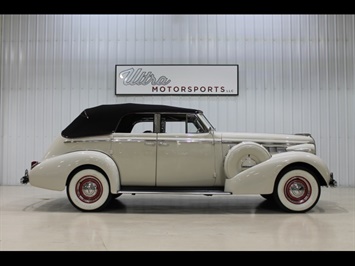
xmin=197 ymin=113 xmax=216 ymax=131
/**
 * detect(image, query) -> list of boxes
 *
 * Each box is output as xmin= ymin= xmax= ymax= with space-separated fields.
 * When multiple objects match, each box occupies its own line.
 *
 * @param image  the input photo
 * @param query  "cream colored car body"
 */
xmin=22 ymin=103 xmax=336 ymax=213
xmin=29 ymin=127 xmax=331 ymax=193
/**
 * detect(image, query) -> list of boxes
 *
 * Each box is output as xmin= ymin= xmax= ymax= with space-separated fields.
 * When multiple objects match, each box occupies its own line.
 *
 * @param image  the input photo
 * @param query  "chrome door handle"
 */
xmin=159 ymin=141 xmax=169 ymax=146
xmin=144 ymin=141 xmax=156 ymax=146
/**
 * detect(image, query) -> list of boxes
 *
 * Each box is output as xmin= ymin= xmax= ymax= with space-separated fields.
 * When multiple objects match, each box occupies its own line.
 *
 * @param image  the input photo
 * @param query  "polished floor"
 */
xmin=0 ymin=185 xmax=354 ymax=251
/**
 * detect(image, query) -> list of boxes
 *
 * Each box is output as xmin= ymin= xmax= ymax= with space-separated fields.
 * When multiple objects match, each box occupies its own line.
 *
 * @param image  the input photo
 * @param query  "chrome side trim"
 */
xmin=69 ymin=136 xmax=214 ymax=144
xmin=158 ymin=138 xmax=214 ymax=144
xmin=111 ymin=138 xmax=156 ymax=143
xmin=119 ymin=190 xmax=232 ymax=195
xmin=64 ymin=138 xmax=111 ymax=143
xmin=221 ymin=140 xmax=312 ymax=148
xmin=112 ymin=138 xmax=214 ymax=144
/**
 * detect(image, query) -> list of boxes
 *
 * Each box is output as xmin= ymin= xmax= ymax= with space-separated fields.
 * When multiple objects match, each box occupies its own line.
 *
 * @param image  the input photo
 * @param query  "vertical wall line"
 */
xmin=343 ymin=15 xmax=355 ymax=185
xmin=325 ymin=16 xmax=330 ymax=161
xmin=343 ymin=15 xmax=350 ymax=185
xmin=0 ymin=16 xmax=3 ymax=183
xmin=6 ymin=15 xmax=14 ymax=183
xmin=334 ymin=15 xmax=340 ymax=182
xmin=306 ymin=15 xmax=311 ymax=132
xmin=317 ymin=15 xmax=322 ymax=152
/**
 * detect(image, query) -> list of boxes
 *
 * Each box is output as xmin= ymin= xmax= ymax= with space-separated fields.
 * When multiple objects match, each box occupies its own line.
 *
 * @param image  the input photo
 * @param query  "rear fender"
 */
xmin=29 ymin=151 xmax=120 ymax=193
xmin=224 ymin=151 xmax=331 ymax=195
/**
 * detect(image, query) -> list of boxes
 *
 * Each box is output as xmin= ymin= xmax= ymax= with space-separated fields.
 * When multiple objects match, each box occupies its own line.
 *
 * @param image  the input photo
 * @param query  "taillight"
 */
xmin=31 ymin=161 xmax=40 ymax=169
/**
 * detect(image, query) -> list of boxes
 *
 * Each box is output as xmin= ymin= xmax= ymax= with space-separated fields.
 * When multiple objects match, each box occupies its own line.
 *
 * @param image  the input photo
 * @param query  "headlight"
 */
xmin=286 ymin=144 xmax=316 ymax=154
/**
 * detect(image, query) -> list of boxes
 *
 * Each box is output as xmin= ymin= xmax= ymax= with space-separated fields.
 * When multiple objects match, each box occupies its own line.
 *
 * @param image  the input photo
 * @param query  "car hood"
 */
xmin=218 ymin=132 xmax=314 ymax=145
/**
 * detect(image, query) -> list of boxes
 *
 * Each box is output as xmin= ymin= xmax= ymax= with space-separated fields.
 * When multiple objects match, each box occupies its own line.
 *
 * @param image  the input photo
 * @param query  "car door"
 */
xmin=156 ymin=113 xmax=216 ymax=187
xmin=110 ymin=113 xmax=157 ymax=186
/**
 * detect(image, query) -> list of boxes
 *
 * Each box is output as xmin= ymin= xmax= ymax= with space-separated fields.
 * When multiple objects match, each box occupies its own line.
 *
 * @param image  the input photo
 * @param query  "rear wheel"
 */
xmin=67 ymin=168 xmax=112 ymax=212
xmin=274 ymin=166 xmax=320 ymax=213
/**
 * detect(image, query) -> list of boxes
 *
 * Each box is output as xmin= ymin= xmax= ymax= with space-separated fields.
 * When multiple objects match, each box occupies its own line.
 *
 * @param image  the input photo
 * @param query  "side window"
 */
xmin=187 ymin=114 xmax=206 ymax=133
xmin=165 ymin=120 xmax=186 ymax=134
xmin=187 ymin=120 xmax=199 ymax=133
xmin=131 ymin=121 xmax=154 ymax=133
xmin=160 ymin=114 xmax=206 ymax=134
xmin=115 ymin=113 xmax=155 ymax=133
xmin=161 ymin=114 xmax=186 ymax=133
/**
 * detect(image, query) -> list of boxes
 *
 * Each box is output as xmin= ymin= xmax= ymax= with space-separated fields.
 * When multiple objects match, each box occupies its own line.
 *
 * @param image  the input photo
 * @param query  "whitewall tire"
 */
xmin=274 ymin=166 xmax=320 ymax=213
xmin=67 ymin=168 xmax=112 ymax=212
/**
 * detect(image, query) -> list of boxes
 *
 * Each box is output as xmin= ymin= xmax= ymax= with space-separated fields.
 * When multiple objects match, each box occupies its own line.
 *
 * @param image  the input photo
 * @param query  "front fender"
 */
xmin=224 ymin=151 xmax=331 ymax=195
xmin=28 ymin=151 xmax=120 ymax=193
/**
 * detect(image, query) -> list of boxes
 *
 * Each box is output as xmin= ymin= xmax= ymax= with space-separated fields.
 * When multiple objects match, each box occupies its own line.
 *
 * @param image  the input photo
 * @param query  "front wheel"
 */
xmin=67 ymin=168 xmax=112 ymax=212
xmin=274 ymin=166 xmax=321 ymax=213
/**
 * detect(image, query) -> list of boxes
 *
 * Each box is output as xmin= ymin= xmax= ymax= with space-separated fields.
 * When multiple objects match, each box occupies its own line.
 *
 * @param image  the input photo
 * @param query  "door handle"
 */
xmin=144 ymin=141 xmax=156 ymax=146
xmin=158 ymin=141 xmax=169 ymax=146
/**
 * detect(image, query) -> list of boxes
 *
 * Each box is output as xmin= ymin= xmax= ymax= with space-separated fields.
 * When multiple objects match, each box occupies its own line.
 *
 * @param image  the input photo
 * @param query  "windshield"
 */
xmin=198 ymin=113 xmax=216 ymax=131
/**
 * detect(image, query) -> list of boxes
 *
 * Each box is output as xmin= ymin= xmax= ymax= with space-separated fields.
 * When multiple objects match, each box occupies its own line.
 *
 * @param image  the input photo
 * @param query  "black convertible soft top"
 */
xmin=61 ymin=103 xmax=201 ymax=138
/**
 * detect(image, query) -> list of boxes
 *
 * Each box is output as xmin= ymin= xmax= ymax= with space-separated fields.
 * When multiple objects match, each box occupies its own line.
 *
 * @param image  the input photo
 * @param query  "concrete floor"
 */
xmin=0 ymin=185 xmax=354 ymax=251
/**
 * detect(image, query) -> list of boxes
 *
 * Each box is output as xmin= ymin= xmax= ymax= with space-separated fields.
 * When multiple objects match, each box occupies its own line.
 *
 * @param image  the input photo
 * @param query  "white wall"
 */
xmin=1 ymin=14 xmax=354 ymax=186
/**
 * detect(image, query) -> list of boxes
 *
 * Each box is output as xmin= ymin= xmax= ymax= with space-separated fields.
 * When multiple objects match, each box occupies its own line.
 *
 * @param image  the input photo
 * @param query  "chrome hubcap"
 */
xmin=76 ymin=176 xmax=103 ymax=204
xmin=82 ymin=181 xmax=98 ymax=197
xmin=289 ymin=182 xmax=305 ymax=197
xmin=284 ymin=176 xmax=311 ymax=204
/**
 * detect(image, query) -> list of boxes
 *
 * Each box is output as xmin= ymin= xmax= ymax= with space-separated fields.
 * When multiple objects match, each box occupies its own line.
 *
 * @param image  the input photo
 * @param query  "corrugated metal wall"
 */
xmin=1 ymin=14 xmax=354 ymax=186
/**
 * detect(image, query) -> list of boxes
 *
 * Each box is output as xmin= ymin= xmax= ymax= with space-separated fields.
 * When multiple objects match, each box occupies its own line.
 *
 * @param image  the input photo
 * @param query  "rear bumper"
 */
xmin=20 ymin=161 xmax=40 ymax=185
xmin=329 ymin=172 xmax=337 ymax=187
xmin=20 ymin=169 xmax=29 ymax=184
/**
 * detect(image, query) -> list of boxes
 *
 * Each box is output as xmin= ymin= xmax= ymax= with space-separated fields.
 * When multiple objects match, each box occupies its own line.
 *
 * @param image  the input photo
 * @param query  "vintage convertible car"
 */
xmin=21 ymin=103 xmax=336 ymax=213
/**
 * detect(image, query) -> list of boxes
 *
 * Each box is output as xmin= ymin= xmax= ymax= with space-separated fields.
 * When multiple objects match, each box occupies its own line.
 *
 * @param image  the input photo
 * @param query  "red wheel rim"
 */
xmin=75 ymin=175 xmax=103 ymax=204
xmin=284 ymin=176 xmax=312 ymax=204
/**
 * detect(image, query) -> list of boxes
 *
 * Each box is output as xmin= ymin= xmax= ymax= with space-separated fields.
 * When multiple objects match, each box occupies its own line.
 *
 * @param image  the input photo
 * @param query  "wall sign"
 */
xmin=115 ymin=64 xmax=239 ymax=96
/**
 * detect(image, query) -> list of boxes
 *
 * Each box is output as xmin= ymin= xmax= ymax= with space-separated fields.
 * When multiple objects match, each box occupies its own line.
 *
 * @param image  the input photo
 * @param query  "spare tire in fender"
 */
xmin=224 ymin=142 xmax=271 ymax=179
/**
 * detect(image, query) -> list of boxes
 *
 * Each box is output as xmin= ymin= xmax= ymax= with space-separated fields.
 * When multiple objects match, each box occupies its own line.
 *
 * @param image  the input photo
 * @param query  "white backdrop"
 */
xmin=1 ymin=14 xmax=354 ymax=186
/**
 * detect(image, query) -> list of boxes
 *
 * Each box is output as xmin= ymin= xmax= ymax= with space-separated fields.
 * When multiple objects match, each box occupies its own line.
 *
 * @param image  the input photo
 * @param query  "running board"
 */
xmin=118 ymin=188 xmax=232 ymax=196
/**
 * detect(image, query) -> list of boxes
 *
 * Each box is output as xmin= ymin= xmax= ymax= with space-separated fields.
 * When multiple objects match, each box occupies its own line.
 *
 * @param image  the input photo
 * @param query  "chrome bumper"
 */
xmin=329 ymin=172 xmax=337 ymax=187
xmin=20 ymin=169 xmax=29 ymax=184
